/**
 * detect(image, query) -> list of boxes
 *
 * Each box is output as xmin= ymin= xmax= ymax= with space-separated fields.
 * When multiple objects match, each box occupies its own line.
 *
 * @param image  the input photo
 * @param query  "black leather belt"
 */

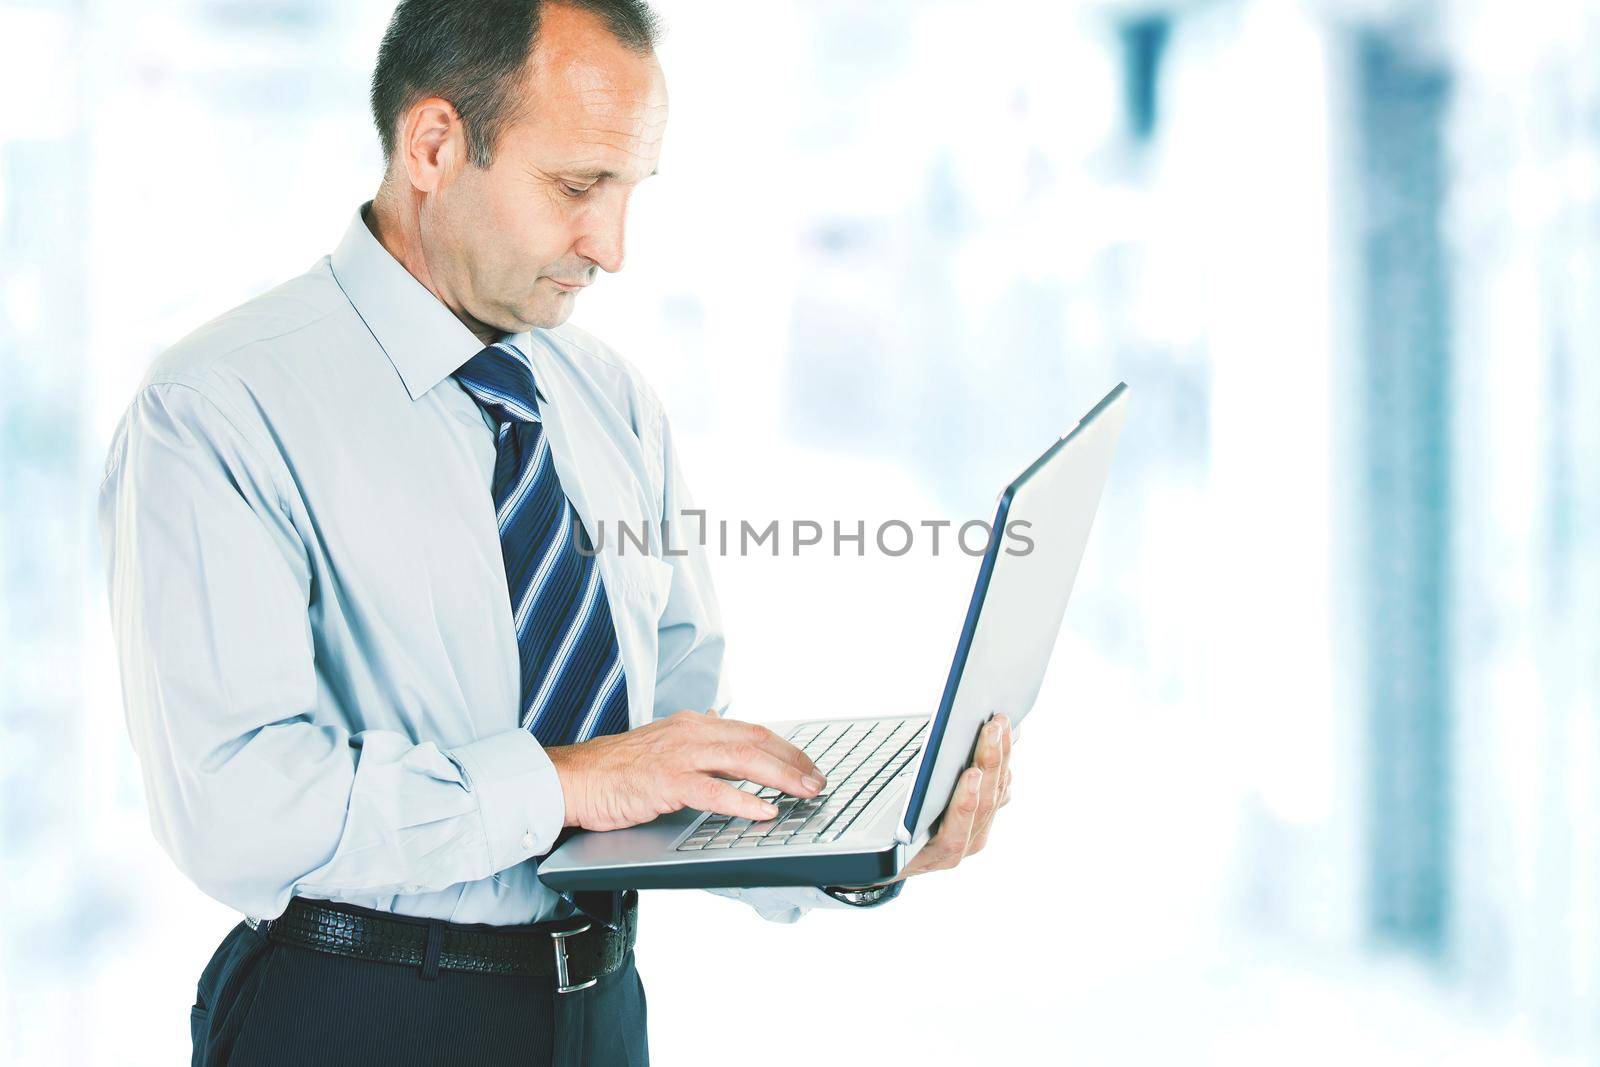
xmin=254 ymin=891 xmax=637 ymax=993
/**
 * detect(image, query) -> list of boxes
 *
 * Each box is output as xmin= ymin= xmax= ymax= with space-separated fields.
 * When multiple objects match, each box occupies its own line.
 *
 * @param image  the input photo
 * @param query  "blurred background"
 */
xmin=3 ymin=0 xmax=1598 ymax=1063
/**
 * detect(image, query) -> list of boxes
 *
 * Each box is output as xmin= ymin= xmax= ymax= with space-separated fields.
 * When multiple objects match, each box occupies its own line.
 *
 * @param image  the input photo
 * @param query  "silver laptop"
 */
xmin=538 ymin=383 xmax=1129 ymax=892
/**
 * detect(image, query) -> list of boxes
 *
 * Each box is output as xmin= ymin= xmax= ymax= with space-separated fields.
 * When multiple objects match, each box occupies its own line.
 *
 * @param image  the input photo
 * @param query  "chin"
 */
xmin=522 ymin=299 xmax=574 ymax=331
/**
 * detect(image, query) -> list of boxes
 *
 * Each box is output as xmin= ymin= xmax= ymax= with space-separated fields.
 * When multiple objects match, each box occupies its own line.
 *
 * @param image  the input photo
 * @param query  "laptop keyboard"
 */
xmin=676 ymin=716 xmax=928 ymax=851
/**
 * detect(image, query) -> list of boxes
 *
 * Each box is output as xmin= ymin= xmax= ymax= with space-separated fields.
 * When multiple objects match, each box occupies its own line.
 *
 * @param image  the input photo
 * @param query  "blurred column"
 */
xmin=1347 ymin=25 xmax=1455 ymax=957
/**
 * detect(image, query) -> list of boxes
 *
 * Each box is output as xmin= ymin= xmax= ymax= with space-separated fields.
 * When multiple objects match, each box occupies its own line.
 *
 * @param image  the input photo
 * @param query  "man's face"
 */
xmin=422 ymin=7 xmax=668 ymax=333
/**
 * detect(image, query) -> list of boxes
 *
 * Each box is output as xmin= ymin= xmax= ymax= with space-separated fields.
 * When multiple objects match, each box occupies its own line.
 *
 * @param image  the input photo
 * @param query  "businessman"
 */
xmin=98 ymin=2 xmax=1014 ymax=1064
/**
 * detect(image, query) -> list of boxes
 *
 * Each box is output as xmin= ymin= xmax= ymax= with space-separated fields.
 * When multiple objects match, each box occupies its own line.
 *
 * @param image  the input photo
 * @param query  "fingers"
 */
xmin=967 ymin=717 xmax=1009 ymax=853
xmin=741 ymin=723 xmax=825 ymax=785
xmin=681 ymin=713 xmax=824 ymax=793
xmin=699 ymin=729 xmax=826 ymax=798
xmin=690 ymin=776 xmax=783 ymax=821
xmin=913 ymin=766 xmax=983 ymax=874
xmin=997 ymin=714 xmax=1014 ymax=807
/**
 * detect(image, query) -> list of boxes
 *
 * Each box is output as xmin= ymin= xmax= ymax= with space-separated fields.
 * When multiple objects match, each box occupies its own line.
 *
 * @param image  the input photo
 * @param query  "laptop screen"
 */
xmin=898 ymin=384 xmax=1128 ymax=842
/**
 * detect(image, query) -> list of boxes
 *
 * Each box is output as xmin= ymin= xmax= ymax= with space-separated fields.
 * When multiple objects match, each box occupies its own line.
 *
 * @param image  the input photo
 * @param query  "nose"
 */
xmin=573 ymin=196 xmax=629 ymax=274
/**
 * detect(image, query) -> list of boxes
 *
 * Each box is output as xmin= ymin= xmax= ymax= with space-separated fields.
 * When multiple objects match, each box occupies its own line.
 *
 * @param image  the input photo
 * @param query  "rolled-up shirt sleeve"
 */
xmin=98 ymin=380 xmax=563 ymax=919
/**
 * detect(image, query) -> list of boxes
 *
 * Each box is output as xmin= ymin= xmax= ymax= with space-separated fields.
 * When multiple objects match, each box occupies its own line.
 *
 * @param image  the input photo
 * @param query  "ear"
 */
xmin=397 ymin=96 xmax=467 ymax=194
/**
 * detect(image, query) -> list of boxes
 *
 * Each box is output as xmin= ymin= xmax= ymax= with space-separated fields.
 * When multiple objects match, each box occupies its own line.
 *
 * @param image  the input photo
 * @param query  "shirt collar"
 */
xmin=331 ymin=201 xmax=510 ymax=402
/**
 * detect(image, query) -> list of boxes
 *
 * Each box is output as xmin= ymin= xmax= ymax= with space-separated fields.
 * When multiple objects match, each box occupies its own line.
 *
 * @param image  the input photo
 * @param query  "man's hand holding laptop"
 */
xmin=887 ymin=712 xmax=1013 ymax=883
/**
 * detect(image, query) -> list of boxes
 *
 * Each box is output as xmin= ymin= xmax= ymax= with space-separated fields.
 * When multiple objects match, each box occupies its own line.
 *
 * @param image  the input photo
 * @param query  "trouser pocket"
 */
xmin=191 ymin=922 xmax=277 ymax=1067
xmin=189 ymin=1006 xmax=209 ymax=1067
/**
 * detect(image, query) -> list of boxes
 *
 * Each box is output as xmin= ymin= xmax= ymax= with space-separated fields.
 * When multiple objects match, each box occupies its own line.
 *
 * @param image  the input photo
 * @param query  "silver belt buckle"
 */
xmin=550 ymin=921 xmax=597 ymax=994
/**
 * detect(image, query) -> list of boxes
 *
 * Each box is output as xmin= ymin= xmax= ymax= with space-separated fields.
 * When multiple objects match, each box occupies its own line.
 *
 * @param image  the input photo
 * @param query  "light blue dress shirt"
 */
xmin=97 ymin=205 xmax=855 ymax=925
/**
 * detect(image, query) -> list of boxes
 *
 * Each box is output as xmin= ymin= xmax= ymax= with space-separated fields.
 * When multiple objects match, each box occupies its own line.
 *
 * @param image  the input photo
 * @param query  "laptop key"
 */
xmin=702 ymin=840 xmax=735 ymax=849
xmin=832 ymin=808 xmax=871 ymax=834
xmin=730 ymin=838 xmax=761 ymax=848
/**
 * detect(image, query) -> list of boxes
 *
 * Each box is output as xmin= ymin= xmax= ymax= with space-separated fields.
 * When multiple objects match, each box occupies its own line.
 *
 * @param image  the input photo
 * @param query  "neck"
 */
xmin=367 ymin=184 xmax=499 ymax=346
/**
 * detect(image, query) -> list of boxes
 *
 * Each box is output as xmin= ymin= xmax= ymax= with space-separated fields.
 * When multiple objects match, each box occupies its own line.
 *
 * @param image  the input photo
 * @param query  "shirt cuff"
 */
xmin=448 ymin=729 xmax=566 ymax=875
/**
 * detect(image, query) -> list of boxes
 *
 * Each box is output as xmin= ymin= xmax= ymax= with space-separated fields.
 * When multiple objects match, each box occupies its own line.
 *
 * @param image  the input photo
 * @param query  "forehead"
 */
xmin=507 ymin=11 xmax=668 ymax=183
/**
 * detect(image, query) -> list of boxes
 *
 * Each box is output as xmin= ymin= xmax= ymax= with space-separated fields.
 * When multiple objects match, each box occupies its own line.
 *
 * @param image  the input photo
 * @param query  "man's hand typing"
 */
xmin=546 ymin=710 xmax=827 ymax=831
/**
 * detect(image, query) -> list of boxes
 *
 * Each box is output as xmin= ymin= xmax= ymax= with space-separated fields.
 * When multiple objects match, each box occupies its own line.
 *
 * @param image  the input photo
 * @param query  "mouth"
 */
xmin=545 ymin=278 xmax=589 ymax=293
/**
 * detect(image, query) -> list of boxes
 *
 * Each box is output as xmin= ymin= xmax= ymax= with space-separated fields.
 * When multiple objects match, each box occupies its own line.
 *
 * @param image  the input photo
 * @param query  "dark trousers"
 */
xmin=189 ymin=917 xmax=649 ymax=1066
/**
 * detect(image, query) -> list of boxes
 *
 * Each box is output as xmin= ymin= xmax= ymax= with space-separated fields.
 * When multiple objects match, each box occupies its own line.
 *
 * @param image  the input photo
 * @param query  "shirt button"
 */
xmin=521 ymin=832 xmax=535 ymax=851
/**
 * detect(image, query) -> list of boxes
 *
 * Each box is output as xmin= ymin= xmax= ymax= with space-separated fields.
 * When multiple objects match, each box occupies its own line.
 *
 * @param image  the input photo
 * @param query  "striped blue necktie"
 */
xmin=453 ymin=340 xmax=630 ymax=747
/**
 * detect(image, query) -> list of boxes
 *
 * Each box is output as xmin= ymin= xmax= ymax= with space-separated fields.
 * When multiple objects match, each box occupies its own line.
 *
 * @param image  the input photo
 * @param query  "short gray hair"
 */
xmin=370 ymin=0 xmax=662 ymax=169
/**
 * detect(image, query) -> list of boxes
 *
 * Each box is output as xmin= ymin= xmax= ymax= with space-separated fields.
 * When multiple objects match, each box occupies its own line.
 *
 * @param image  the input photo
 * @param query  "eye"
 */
xmin=560 ymin=182 xmax=592 ymax=199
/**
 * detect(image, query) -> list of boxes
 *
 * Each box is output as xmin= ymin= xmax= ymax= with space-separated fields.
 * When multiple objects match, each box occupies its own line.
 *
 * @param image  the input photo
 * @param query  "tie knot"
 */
xmin=454 ymin=341 xmax=541 ymax=424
